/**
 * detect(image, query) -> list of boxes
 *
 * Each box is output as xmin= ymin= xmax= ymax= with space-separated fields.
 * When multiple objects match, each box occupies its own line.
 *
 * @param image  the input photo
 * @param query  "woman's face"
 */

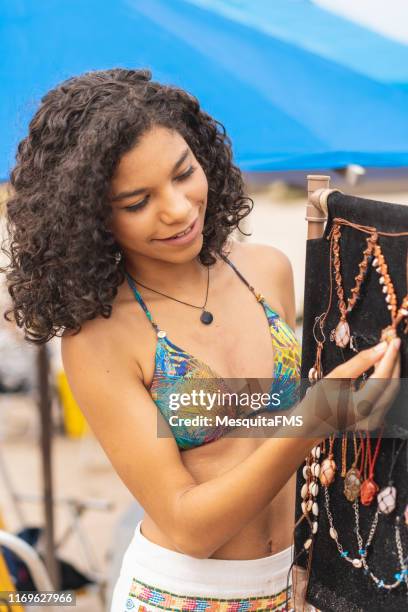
xmin=109 ymin=126 xmax=208 ymax=266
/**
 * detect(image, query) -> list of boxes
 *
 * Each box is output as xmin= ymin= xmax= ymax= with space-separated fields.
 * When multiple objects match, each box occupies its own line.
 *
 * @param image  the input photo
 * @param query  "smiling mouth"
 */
xmin=156 ymin=218 xmax=198 ymax=240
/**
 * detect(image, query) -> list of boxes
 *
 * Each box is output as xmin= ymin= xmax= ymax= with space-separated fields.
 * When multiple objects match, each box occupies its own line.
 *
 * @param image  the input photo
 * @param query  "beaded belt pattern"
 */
xmin=126 ymin=577 xmax=292 ymax=611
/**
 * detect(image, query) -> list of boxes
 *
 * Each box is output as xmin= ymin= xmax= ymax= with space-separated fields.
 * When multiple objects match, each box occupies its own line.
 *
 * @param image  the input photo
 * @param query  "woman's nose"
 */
xmin=158 ymin=188 xmax=193 ymax=225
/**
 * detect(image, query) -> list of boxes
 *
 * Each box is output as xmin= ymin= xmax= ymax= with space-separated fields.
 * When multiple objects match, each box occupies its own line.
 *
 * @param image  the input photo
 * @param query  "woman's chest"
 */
xmin=141 ymin=292 xmax=278 ymax=385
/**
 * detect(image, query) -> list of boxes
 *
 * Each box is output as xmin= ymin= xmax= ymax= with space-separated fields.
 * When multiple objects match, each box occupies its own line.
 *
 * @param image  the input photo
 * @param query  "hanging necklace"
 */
xmin=353 ymin=439 xmax=408 ymax=591
xmin=330 ymin=223 xmax=378 ymax=349
xmin=376 ymin=438 xmax=406 ymax=516
xmin=126 ymin=265 xmax=214 ymax=325
xmin=354 ymin=504 xmax=408 ymax=592
xmin=323 ymin=439 xmax=408 ymax=590
xmin=302 ymin=217 xmax=408 ymax=596
xmin=341 ymin=432 xmax=348 ymax=477
xmin=330 ymin=218 xmax=408 ymax=347
xmin=298 ymin=436 xmax=408 ymax=592
xmin=360 ymin=429 xmax=383 ymax=506
xmin=308 ymin=219 xmax=408 ymax=383
xmin=308 ymin=225 xmax=376 ymax=382
xmin=344 ymin=432 xmax=364 ymax=502
xmin=300 ymin=443 xmax=322 ymax=554
xmin=372 ymin=243 xmax=408 ymax=342
xmin=324 ymin=490 xmax=408 ymax=590
xmin=320 ymin=434 xmax=337 ymax=487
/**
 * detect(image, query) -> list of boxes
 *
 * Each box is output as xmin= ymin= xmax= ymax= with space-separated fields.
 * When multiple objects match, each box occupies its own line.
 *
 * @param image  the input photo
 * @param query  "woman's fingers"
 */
xmin=325 ymin=341 xmax=388 ymax=380
xmin=355 ymin=376 xmax=401 ymax=431
xmin=349 ymin=341 xmax=401 ymax=431
xmin=355 ymin=378 xmax=401 ymax=431
xmin=363 ymin=349 xmax=401 ymax=430
xmin=306 ymin=338 xmax=402 ymax=434
xmin=352 ymin=340 xmax=401 ymax=421
xmin=371 ymin=338 xmax=401 ymax=378
xmin=322 ymin=339 xmax=401 ymax=432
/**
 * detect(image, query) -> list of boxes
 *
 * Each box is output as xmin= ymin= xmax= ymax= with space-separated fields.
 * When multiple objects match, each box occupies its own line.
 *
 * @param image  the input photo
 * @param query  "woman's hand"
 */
xmin=303 ymin=338 xmax=401 ymax=436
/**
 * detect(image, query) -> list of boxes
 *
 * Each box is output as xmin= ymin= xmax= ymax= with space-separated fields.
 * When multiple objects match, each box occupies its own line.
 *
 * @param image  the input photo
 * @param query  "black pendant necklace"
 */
xmin=200 ymin=309 xmax=213 ymax=325
xmin=126 ymin=265 xmax=213 ymax=325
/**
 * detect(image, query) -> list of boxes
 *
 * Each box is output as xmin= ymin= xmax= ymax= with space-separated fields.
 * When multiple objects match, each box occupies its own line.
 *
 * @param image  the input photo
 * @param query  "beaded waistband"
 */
xmin=127 ymin=577 xmax=292 ymax=611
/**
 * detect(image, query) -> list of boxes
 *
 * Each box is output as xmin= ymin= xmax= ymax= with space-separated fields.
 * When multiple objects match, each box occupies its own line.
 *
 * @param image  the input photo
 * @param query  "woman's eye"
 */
xmin=125 ymin=196 xmax=149 ymax=212
xmin=123 ymin=167 xmax=196 ymax=211
xmin=175 ymin=166 xmax=196 ymax=181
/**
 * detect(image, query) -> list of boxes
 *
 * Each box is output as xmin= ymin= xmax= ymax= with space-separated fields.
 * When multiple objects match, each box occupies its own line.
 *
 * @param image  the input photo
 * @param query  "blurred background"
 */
xmin=1 ymin=1 xmax=408 ymax=610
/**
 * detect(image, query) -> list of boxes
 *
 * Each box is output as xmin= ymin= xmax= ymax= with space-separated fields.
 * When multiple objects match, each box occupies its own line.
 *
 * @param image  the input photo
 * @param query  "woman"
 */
xmin=2 ymin=68 xmax=400 ymax=611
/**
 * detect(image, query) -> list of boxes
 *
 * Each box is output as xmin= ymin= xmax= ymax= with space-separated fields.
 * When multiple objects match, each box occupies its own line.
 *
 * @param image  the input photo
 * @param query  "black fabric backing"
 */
xmin=294 ymin=191 xmax=408 ymax=611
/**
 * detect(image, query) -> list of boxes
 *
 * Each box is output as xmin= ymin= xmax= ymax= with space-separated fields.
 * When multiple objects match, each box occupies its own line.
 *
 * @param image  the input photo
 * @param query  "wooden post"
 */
xmin=306 ymin=175 xmax=342 ymax=240
xmin=306 ymin=175 xmax=330 ymax=239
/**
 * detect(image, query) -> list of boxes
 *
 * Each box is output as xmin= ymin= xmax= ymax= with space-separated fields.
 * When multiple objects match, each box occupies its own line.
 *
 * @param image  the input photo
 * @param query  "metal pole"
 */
xmin=37 ymin=345 xmax=60 ymax=591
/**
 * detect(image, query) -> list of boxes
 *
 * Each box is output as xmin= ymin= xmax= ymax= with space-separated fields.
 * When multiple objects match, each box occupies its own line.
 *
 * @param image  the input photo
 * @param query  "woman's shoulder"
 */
xmin=227 ymin=239 xmax=293 ymax=281
xmin=226 ymin=239 xmax=296 ymax=327
xmin=61 ymin=281 xmax=146 ymax=378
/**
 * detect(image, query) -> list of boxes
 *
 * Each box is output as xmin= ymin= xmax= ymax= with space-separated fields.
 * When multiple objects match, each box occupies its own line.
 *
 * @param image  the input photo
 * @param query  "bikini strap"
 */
xmin=220 ymin=254 xmax=265 ymax=303
xmin=126 ymin=273 xmax=160 ymax=332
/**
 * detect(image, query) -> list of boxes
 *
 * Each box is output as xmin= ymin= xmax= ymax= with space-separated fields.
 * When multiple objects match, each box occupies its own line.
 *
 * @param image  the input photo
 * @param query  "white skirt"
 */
xmin=110 ymin=520 xmax=294 ymax=611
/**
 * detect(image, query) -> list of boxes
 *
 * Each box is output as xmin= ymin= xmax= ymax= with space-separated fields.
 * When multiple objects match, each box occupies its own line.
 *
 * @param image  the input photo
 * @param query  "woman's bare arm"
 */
xmin=61 ymin=323 xmax=320 ymax=559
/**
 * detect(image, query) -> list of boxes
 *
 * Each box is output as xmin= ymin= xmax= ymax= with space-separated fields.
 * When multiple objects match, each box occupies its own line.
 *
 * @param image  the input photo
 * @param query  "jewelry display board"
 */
xmin=295 ymin=189 xmax=408 ymax=611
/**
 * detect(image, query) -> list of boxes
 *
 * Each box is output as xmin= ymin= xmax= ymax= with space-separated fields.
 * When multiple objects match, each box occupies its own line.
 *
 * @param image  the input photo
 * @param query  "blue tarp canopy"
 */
xmin=2 ymin=0 xmax=408 ymax=179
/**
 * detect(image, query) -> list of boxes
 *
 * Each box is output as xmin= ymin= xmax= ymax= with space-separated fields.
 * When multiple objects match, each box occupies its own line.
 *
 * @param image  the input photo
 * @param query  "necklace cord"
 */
xmin=365 ymin=426 xmax=383 ymax=480
xmin=126 ymin=265 xmax=210 ymax=310
xmin=387 ymin=439 xmax=407 ymax=483
xmin=332 ymin=217 xmax=408 ymax=238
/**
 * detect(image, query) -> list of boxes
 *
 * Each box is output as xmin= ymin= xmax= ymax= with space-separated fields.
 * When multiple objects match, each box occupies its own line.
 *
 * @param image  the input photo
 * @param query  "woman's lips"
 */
xmin=154 ymin=216 xmax=201 ymax=246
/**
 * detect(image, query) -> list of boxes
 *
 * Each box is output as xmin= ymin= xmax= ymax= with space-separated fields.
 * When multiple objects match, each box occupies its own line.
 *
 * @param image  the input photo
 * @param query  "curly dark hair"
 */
xmin=1 ymin=68 xmax=253 ymax=344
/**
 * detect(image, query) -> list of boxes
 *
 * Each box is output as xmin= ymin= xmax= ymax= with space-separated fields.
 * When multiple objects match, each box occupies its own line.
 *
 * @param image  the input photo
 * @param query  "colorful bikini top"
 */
xmin=126 ymin=255 xmax=301 ymax=451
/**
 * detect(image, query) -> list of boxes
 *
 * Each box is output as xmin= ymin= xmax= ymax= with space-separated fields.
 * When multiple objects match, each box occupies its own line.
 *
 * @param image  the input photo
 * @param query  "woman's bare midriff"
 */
xmin=141 ymin=434 xmax=296 ymax=559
